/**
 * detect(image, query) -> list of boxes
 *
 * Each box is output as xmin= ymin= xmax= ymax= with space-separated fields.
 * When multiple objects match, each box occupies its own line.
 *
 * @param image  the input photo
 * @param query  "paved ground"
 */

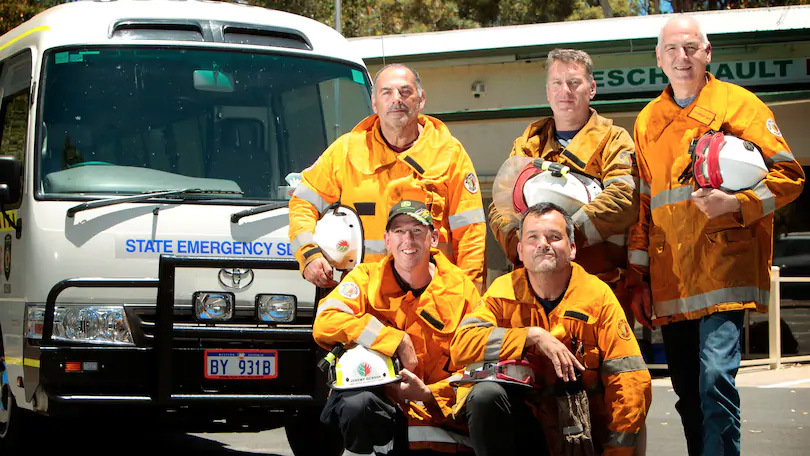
xmin=23 ymin=363 xmax=810 ymax=455
xmin=646 ymin=363 xmax=810 ymax=456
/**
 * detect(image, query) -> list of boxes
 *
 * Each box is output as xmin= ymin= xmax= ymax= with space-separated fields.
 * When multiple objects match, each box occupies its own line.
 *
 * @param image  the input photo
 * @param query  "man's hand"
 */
xmin=303 ymin=257 xmax=338 ymax=288
xmin=691 ymin=188 xmax=741 ymax=219
xmin=631 ymin=282 xmax=654 ymax=330
xmin=385 ymin=369 xmax=433 ymax=404
xmin=395 ymin=333 xmax=419 ymax=373
xmin=527 ymin=327 xmax=584 ymax=382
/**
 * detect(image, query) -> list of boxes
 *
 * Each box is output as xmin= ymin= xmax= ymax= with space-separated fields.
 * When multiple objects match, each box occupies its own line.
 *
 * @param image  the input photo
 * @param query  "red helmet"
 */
xmin=688 ymin=131 xmax=768 ymax=192
xmin=453 ymin=359 xmax=541 ymax=388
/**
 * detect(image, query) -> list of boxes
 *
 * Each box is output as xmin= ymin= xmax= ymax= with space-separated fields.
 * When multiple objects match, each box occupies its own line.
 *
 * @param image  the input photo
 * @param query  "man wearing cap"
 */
xmin=289 ymin=63 xmax=487 ymax=291
xmin=451 ymin=203 xmax=651 ymax=456
xmin=488 ymin=48 xmax=637 ymax=323
xmin=314 ymin=200 xmax=480 ymax=454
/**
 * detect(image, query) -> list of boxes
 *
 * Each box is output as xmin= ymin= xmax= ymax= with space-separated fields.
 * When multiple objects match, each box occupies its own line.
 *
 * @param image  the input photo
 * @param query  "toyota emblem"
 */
xmin=218 ymin=268 xmax=254 ymax=289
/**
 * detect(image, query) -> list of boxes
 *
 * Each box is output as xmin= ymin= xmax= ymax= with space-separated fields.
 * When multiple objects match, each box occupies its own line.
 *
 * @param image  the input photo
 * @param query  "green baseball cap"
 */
xmin=386 ymin=200 xmax=434 ymax=230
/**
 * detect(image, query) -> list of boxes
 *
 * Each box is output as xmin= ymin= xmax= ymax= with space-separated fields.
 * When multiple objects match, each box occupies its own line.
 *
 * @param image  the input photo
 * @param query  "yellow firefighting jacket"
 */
xmin=489 ymin=109 xmax=637 ymax=279
xmin=313 ymin=249 xmax=480 ymax=452
xmin=628 ymin=74 xmax=805 ymax=325
xmin=289 ymin=114 xmax=487 ymax=288
xmin=449 ymin=263 xmax=651 ymax=456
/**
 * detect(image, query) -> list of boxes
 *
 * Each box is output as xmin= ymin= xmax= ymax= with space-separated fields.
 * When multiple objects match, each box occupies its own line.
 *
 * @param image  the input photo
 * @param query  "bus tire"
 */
xmin=284 ymin=408 xmax=343 ymax=456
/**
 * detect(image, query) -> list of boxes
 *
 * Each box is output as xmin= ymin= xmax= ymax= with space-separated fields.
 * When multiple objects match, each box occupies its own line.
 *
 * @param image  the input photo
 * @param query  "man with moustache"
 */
xmin=314 ymin=200 xmax=479 ymax=454
xmin=451 ymin=203 xmax=651 ymax=456
xmin=488 ymin=48 xmax=638 ymax=323
xmin=628 ymin=15 xmax=805 ymax=456
xmin=289 ymin=64 xmax=486 ymax=291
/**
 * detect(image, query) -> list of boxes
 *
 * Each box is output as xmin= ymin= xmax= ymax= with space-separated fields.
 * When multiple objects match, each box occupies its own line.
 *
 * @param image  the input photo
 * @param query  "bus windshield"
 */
xmin=37 ymin=47 xmax=372 ymax=201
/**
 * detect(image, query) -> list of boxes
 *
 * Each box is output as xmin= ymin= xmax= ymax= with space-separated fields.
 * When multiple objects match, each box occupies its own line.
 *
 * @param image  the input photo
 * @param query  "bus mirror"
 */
xmin=193 ymin=70 xmax=235 ymax=93
xmin=0 ymin=156 xmax=21 ymax=204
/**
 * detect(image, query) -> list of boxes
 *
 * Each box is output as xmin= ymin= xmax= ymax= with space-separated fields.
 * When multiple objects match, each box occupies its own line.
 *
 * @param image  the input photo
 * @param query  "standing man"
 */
xmin=489 ymin=49 xmax=637 ymax=319
xmin=289 ymin=64 xmax=486 ymax=291
xmin=314 ymin=200 xmax=479 ymax=454
xmin=451 ymin=203 xmax=651 ymax=456
xmin=628 ymin=15 xmax=805 ymax=456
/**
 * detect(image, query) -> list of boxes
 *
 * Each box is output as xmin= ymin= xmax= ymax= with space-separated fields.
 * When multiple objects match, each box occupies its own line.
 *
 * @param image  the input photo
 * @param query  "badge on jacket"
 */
xmin=766 ymin=118 xmax=783 ymax=138
xmin=339 ymin=282 xmax=360 ymax=299
xmin=464 ymin=173 xmax=479 ymax=194
xmin=617 ymin=318 xmax=632 ymax=341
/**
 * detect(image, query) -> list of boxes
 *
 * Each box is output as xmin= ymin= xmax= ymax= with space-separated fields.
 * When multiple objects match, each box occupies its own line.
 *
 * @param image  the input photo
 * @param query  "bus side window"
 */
xmin=0 ymin=50 xmax=32 ymax=209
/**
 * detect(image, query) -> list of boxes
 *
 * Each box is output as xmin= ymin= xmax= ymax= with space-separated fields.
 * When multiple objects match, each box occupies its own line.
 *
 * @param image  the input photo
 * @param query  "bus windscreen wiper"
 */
xmin=230 ymin=201 xmax=289 ymax=224
xmin=66 ymin=188 xmax=243 ymax=218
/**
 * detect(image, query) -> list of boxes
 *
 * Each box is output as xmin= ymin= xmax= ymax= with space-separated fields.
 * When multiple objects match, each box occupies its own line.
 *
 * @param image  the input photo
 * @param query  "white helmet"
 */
xmin=452 ymin=359 xmax=540 ymax=389
xmin=513 ymin=159 xmax=602 ymax=216
xmin=313 ymin=204 xmax=364 ymax=271
xmin=330 ymin=344 xmax=402 ymax=390
xmin=689 ymin=131 xmax=768 ymax=192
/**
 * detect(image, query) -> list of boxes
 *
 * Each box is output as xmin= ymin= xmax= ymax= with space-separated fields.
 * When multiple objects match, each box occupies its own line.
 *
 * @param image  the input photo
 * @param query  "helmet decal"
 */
xmin=336 ymin=240 xmax=350 ymax=253
xmin=357 ymin=362 xmax=373 ymax=377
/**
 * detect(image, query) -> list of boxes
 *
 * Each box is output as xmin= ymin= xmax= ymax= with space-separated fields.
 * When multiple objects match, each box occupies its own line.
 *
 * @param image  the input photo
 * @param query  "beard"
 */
xmin=525 ymin=251 xmax=569 ymax=274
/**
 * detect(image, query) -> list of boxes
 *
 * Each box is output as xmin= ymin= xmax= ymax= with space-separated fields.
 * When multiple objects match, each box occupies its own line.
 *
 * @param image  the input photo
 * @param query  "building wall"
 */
xmin=368 ymin=41 xmax=810 ymax=185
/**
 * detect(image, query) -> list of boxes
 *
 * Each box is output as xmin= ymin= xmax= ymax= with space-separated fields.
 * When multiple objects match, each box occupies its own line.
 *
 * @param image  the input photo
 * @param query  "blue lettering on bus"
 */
xmin=124 ymin=239 xmax=294 ymax=257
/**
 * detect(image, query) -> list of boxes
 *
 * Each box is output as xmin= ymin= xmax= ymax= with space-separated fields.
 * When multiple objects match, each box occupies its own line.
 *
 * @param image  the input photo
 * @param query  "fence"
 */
xmin=644 ymin=266 xmax=810 ymax=371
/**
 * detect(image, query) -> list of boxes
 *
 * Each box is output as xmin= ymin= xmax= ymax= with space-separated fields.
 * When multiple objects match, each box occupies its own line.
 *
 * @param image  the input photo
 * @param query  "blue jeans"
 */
xmin=661 ymin=310 xmax=744 ymax=456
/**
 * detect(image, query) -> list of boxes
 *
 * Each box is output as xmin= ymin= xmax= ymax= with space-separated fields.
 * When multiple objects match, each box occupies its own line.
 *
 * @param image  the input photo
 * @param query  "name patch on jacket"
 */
xmin=563 ymin=310 xmax=590 ymax=322
xmin=420 ymin=310 xmax=445 ymax=330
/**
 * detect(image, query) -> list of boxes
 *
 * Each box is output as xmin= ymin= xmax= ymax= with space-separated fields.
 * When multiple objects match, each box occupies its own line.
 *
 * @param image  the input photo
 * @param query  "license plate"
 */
xmin=204 ymin=349 xmax=278 ymax=379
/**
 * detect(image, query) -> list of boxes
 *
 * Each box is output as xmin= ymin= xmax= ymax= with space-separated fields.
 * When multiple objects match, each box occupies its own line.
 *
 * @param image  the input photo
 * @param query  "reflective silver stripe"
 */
xmin=408 ymin=426 xmax=472 ymax=447
xmin=459 ymin=316 xmax=493 ymax=328
xmin=342 ymin=450 xmax=373 ymax=456
xmin=572 ymin=208 xmax=602 ymax=245
xmin=484 ymin=327 xmax=506 ymax=361
xmin=604 ymin=175 xmax=636 ymax=190
xmin=373 ymin=439 xmax=395 ymax=454
xmin=601 ymin=356 xmax=648 ymax=376
xmin=357 ymin=316 xmax=385 ymax=347
xmin=628 ymin=249 xmax=649 ymax=267
xmin=291 ymin=231 xmax=314 ymax=253
xmin=606 ymin=430 xmax=639 ymax=447
xmin=606 ymin=234 xmax=626 ymax=246
xmin=316 ymin=298 xmax=356 ymax=317
xmin=655 ymin=286 xmax=770 ymax=317
xmin=752 ymin=180 xmax=776 ymax=216
xmin=448 ymin=208 xmax=486 ymax=230
xmin=364 ymin=240 xmax=387 ymax=256
xmin=650 ymin=186 xmax=693 ymax=211
xmin=293 ymin=184 xmax=330 ymax=213
xmin=639 ymin=180 xmax=651 ymax=196
xmin=768 ymin=150 xmax=796 ymax=163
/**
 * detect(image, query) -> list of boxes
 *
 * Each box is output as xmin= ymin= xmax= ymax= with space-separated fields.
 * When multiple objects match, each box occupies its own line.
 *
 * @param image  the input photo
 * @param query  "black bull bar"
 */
xmin=35 ymin=255 xmax=327 ymax=407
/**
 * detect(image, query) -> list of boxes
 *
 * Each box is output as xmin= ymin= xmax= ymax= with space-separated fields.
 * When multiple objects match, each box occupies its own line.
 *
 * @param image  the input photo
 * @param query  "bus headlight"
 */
xmin=256 ymin=295 xmax=296 ymax=322
xmin=194 ymin=292 xmax=235 ymax=321
xmin=53 ymin=305 xmax=134 ymax=345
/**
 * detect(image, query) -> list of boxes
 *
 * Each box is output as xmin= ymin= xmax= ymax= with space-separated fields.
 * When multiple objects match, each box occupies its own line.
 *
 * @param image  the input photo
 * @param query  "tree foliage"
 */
xmin=1 ymin=0 xmax=809 ymax=38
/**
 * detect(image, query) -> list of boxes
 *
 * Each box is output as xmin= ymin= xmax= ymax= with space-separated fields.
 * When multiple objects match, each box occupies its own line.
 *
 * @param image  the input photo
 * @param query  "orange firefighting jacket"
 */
xmin=489 ymin=109 xmax=637 ymax=280
xmin=450 ymin=263 xmax=651 ymax=456
xmin=313 ymin=249 xmax=480 ymax=452
xmin=289 ymin=114 xmax=486 ymax=288
xmin=628 ymin=74 xmax=805 ymax=325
